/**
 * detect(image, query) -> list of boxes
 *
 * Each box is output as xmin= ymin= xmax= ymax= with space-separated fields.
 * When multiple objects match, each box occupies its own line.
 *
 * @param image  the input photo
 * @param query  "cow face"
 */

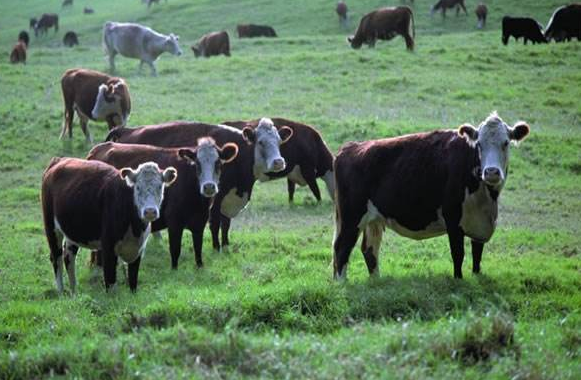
xmin=165 ymin=33 xmax=183 ymax=56
xmin=347 ymin=36 xmax=362 ymax=49
xmin=178 ymin=138 xmax=239 ymax=198
xmin=242 ymin=118 xmax=293 ymax=175
xmin=92 ymin=81 xmax=128 ymax=127
xmin=120 ymin=162 xmax=177 ymax=222
xmin=459 ymin=112 xmax=530 ymax=189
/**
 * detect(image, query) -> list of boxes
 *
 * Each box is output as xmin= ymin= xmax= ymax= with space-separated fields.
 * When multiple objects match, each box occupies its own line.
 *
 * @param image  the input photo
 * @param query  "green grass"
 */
xmin=1 ymin=0 xmax=580 ymax=378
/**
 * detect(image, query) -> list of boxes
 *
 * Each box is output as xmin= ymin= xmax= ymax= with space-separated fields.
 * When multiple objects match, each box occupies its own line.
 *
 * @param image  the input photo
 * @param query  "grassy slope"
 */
xmin=0 ymin=0 xmax=580 ymax=378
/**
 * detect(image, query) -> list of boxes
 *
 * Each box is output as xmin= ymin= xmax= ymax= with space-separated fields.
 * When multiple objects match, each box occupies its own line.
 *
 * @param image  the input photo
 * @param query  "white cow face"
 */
xmin=242 ymin=118 xmax=293 ymax=175
xmin=459 ymin=112 xmax=530 ymax=189
xmin=165 ymin=33 xmax=183 ymax=56
xmin=178 ymin=138 xmax=239 ymax=198
xmin=92 ymin=81 xmax=128 ymax=127
xmin=120 ymin=162 xmax=177 ymax=222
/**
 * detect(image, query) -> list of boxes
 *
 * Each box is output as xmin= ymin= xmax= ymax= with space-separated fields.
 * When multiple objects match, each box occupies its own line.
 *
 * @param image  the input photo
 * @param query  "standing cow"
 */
xmin=34 ymin=13 xmax=59 ymax=37
xmin=348 ymin=6 xmax=415 ymax=51
xmin=60 ymin=68 xmax=131 ymax=142
xmin=332 ymin=112 xmax=530 ymax=280
xmin=41 ymin=158 xmax=177 ymax=293
xmin=502 ymin=16 xmax=547 ymax=45
xmin=545 ymin=4 xmax=581 ymax=42
xmin=431 ymin=0 xmax=467 ymax=18
xmin=102 ymin=21 xmax=182 ymax=76
xmin=191 ymin=31 xmax=230 ymax=58
xmin=475 ymin=4 xmax=488 ymax=29
xmin=236 ymin=24 xmax=277 ymax=38
xmin=10 ymin=41 xmax=26 ymax=64
xmin=336 ymin=1 xmax=348 ymax=28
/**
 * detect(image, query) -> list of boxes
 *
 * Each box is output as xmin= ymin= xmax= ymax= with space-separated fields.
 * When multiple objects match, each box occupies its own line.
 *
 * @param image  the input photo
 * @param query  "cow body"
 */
xmin=18 ymin=31 xmax=30 ymax=47
xmin=333 ymin=113 xmax=530 ymax=280
xmin=475 ymin=4 xmax=488 ymax=29
xmin=336 ymin=1 xmax=348 ymax=28
xmin=545 ymin=4 xmax=581 ymax=42
xmin=237 ymin=24 xmax=277 ymax=38
xmin=431 ymin=0 xmax=467 ymax=18
xmin=63 ymin=31 xmax=79 ymax=47
xmin=502 ymin=16 xmax=547 ymax=45
xmin=34 ymin=13 xmax=59 ymax=37
xmin=60 ymin=68 xmax=131 ymax=142
xmin=41 ymin=158 xmax=177 ymax=292
xmin=102 ymin=21 xmax=182 ymax=76
xmin=192 ymin=31 xmax=230 ymax=58
xmin=10 ymin=41 xmax=26 ymax=64
xmin=348 ymin=7 xmax=415 ymax=51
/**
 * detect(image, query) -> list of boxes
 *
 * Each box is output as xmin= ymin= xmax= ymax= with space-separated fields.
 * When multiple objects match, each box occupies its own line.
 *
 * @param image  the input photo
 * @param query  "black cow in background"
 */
xmin=545 ymin=4 xmax=581 ymax=42
xmin=502 ymin=16 xmax=547 ymax=45
xmin=18 ymin=31 xmax=30 ymax=47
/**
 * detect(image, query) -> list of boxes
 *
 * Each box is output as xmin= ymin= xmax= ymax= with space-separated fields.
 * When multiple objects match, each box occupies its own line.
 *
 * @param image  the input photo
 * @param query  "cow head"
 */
xmin=242 ymin=118 xmax=293 ymax=176
xmin=459 ymin=112 xmax=530 ymax=189
xmin=92 ymin=80 xmax=130 ymax=127
xmin=165 ymin=33 xmax=183 ymax=56
xmin=178 ymin=138 xmax=239 ymax=197
xmin=347 ymin=36 xmax=362 ymax=49
xmin=120 ymin=162 xmax=177 ymax=222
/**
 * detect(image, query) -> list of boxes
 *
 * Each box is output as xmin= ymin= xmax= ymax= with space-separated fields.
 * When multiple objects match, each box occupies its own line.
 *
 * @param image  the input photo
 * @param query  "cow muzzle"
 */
xmin=201 ymin=182 xmax=218 ymax=197
xmin=269 ymin=157 xmax=286 ymax=172
xmin=482 ymin=167 xmax=503 ymax=186
xmin=142 ymin=207 xmax=160 ymax=222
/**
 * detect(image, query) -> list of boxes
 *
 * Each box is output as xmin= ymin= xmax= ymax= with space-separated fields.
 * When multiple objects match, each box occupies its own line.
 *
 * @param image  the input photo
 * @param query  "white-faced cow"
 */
xmin=102 ymin=21 xmax=182 ymax=76
xmin=105 ymin=118 xmax=293 ymax=252
xmin=333 ymin=112 xmax=530 ymax=280
xmin=87 ymin=138 xmax=239 ymax=269
xmin=60 ymin=68 xmax=131 ymax=143
xmin=42 ymin=158 xmax=177 ymax=293
xmin=348 ymin=6 xmax=415 ymax=51
xmin=192 ymin=31 xmax=230 ymax=58
xmin=431 ymin=0 xmax=467 ymax=18
xmin=34 ymin=13 xmax=59 ymax=37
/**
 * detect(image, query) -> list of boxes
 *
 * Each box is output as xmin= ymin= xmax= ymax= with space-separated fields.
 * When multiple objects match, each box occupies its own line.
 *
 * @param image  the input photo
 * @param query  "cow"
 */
xmin=41 ymin=157 xmax=177 ymax=293
xmin=336 ymin=1 xmax=348 ymax=28
xmin=60 ymin=68 xmax=131 ymax=143
xmin=475 ymin=4 xmax=488 ymax=29
xmin=545 ymin=4 xmax=581 ymax=42
xmin=29 ymin=18 xmax=37 ymax=31
xmin=222 ymin=118 xmax=335 ymax=203
xmin=84 ymin=7 xmax=95 ymax=14
xmin=332 ymin=112 xmax=530 ymax=281
xmin=145 ymin=0 xmax=167 ymax=9
xmin=105 ymin=118 xmax=293 ymax=252
xmin=10 ymin=41 xmax=26 ymax=64
xmin=431 ymin=0 xmax=467 ymax=18
xmin=34 ymin=13 xmax=59 ymax=37
xmin=191 ymin=31 xmax=230 ymax=58
xmin=62 ymin=0 xmax=73 ymax=7
xmin=87 ymin=138 xmax=239 ymax=269
xmin=502 ymin=16 xmax=547 ymax=45
xmin=102 ymin=21 xmax=183 ymax=76
xmin=237 ymin=24 xmax=277 ymax=38
xmin=348 ymin=6 xmax=415 ymax=51
xmin=18 ymin=31 xmax=29 ymax=47
xmin=63 ymin=31 xmax=79 ymax=47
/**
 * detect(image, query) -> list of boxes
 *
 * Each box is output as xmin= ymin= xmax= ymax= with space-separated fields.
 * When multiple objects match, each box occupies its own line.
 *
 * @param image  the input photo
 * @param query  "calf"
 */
xmin=87 ymin=139 xmax=238 ymax=269
xmin=502 ymin=16 xmax=547 ymax=45
xmin=10 ymin=41 xmax=26 ymax=64
xmin=545 ymin=4 xmax=581 ymax=42
xmin=237 ymin=24 xmax=277 ymax=38
xmin=106 ymin=118 xmax=293 ymax=252
xmin=348 ymin=6 xmax=415 ymax=51
xmin=192 ymin=31 xmax=230 ymax=58
xmin=42 ymin=158 xmax=177 ymax=293
xmin=63 ymin=31 xmax=79 ymax=47
xmin=333 ymin=112 xmax=530 ymax=280
xmin=18 ymin=31 xmax=30 ymax=47
xmin=431 ymin=0 xmax=467 ymax=18
xmin=34 ymin=13 xmax=59 ymax=37
xmin=60 ymin=68 xmax=131 ymax=142
xmin=222 ymin=118 xmax=334 ymax=203
xmin=336 ymin=1 xmax=348 ymax=28
xmin=475 ymin=4 xmax=488 ymax=29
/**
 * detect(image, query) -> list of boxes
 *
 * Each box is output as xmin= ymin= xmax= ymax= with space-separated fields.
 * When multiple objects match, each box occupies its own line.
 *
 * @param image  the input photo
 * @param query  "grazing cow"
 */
xmin=431 ymin=0 xmax=467 ymax=18
xmin=105 ymin=118 xmax=293 ymax=252
xmin=29 ymin=18 xmax=37 ymax=30
xmin=502 ymin=16 xmax=547 ymax=45
xmin=62 ymin=0 xmax=73 ymax=7
xmin=84 ymin=7 xmax=95 ymax=14
xmin=222 ymin=118 xmax=335 ymax=203
xmin=475 ymin=4 xmax=488 ymax=29
xmin=332 ymin=112 xmax=530 ymax=280
xmin=63 ymin=31 xmax=79 ymax=47
xmin=60 ymin=68 xmax=131 ymax=142
xmin=192 ymin=31 xmax=230 ymax=58
xmin=348 ymin=6 xmax=415 ymax=51
xmin=34 ymin=13 xmax=59 ymax=37
xmin=236 ymin=24 xmax=277 ymax=38
xmin=545 ymin=4 xmax=581 ymax=42
xmin=103 ymin=21 xmax=183 ymax=76
xmin=87 ymin=139 xmax=239 ymax=269
xmin=336 ymin=1 xmax=348 ymax=28
xmin=41 ymin=158 xmax=177 ymax=293
xmin=10 ymin=41 xmax=26 ymax=64
xmin=18 ymin=31 xmax=29 ymax=47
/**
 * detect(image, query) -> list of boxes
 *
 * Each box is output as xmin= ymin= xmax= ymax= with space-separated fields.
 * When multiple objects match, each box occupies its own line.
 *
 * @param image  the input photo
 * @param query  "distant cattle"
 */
xmin=502 ymin=16 xmax=547 ymax=45
xmin=29 ymin=18 xmax=37 ymax=30
xmin=475 ymin=4 xmax=488 ymax=29
xmin=237 ymin=24 xmax=277 ymax=38
xmin=63 ymin=31 xmax=79 ymax=47
xmin=87 ymin=138 xmax=239 ymax=269
xmin=105 ymin=118 xmax=293 ymax=252
xmin=42 ymin=157 xmax=176 ymax=293
xmin=222 ymin=118 xmax=335 ymax=203
xmin=60 ymin=68 xmax=131 ymax=142
xmin=10 ymin=41 xmax=26 ymax=64
xmin=145 ymin=0 xmax=167 ymax=9
xmin=103 ymin=21 xmax=183 ymax=76
xmin=332 ymin=112 xmax=530 ymax=280
xmin=192 ymin=31 xmax=230 ymax=58
xmin=545 ymin=4 xmax=581 ymax=42
xmin=336 ymin=1 xmax=348 ymax=28
xmin=84 ymin=7 xmax=94 ymax=14
xmin=34 ymin=13 xmax=59 ymax=37
xmin=62 ymin=0 xmax=73 ymax=7
xmin=18 ymin=31 xmax=29 ymax=47
xmin=348 ymin=6 xmax=415 ymax=51
xmin=431 ymin=0 xmax=467 ymax=18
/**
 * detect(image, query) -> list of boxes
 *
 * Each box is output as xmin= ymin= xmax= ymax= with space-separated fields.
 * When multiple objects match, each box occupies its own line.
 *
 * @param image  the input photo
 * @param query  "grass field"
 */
xmin=1 ymin=0 xmax=580 ymax=378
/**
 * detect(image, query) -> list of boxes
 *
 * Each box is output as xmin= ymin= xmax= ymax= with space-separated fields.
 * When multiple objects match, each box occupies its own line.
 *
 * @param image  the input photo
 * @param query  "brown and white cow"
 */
xmin=60 ymin=68 xmax=131 ymax=143
xmin=34 ymin=13 xmax=59 ymax=37
xmin=237 ymin=24 xmax=277 ymax=38
xmin=42 ymin=158 xmax=177 ymax=293
xmin=222 ymin=118 xmax=334 ymax=203
xmin=333 ymin=112 xmax=530 ymax=280
xmin=10 ymin=41 xmax=26 ymax=64
xmin=106 ymin=118 xmax=293 ymax=252
xmin=431 ymin=0 xmax=467 ymax=18
xmin=348 ymin=6 xmax=415 ymax=51
xmin=336 ymin=1 xmax=348 ymax=28
xmin=475 ymin=4 xmax=488 ymax=29
xmin=191 ymin=31 xmax=230 ymax=58
xmin=87 ymin=138 xmax=239 ymax=269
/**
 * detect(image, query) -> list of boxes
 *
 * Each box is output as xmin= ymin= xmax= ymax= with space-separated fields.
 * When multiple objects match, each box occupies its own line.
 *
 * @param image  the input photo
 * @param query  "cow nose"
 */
xmin=484 ymin=167 xmax=500 ymax=177
xmin=202 ymin=182 xmax=217 ymax=197
xmin=271 ymin=158 xmax=285 ymax=172
xmin=143 ymin=207 xmax=158 ymax=221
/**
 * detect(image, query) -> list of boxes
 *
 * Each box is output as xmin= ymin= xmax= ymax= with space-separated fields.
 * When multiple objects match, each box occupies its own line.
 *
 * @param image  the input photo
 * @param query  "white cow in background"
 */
xmin=102 ymin=21 xmax=182 ymax=76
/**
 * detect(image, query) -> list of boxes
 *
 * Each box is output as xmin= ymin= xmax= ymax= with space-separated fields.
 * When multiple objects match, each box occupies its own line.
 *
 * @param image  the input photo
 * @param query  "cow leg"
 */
xmin=63 ymin=242 xmax=79 ymax=293
xmin=220 ymin=215 xmax=231 ymax=249
xmin=148 ymin=61 xmax=157 ymax=77
xmin=333 ymin=218 xmax=360 ymax=280
xmin=442 ymin=9 xmax=446 ymax=18
xmin=79 ymin=114 xmax=93 ymax=143
xmin=446 ymin=226 xmax=465 ymax=279
xmin=403 ymin=33 xmax=414 ymax=51
xmin=127 ymin=256 xmax=141 ymax=293
xmin=108 ymin=52 xmax=116 ymax=73
xmin=60 ymin=98 xmax=74 ymax=140
xmin=190 ymin=210 xmax=209 ymax=268
xmin=287 ymin=179 xmax=296 ymax=203
xmin=524 ymin=38 xmax=528 ymax=45
xmin=49 ymin=233 xmax=65 ymax=294
xmin=361 ymin=223 xmax=383 ymax=277
xmin=304 ymin=169 xmax=322 ymax=202
xmin=168 ymin=224 xmax=184 ymax=269
xmin=209 ymin=203 xmax=221 ymax=252
xmin=471 ymin=240 xmax=484 ymax=274
xmin=102 ymin=248 xmax=118 ymax=291
xmin=460 ymin=2 xmax=467 ymax=16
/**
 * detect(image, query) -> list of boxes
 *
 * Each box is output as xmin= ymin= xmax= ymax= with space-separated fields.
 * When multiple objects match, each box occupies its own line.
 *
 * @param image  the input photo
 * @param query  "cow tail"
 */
xmin=102 ymin=22 xmax=113 ymax=54
xmin=409 ymin=8 xmax=416 ymax=39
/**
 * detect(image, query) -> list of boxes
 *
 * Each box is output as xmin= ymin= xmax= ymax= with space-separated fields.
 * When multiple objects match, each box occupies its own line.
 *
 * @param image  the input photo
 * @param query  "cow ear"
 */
xmin=120 ymin=167 xmax=137 ymax=187
xmin=162 ymin=167 xmax=178 ymax=186
xmin=219 ymin=143 xmax=239 ymax=164
xmin=509 ymin=122 xmax=530 ymax=142
xmin=278 ymin=126 xmax=294 ymax=144
xmin=242 ymin=127 xmax=256 ymax=144
xmin=177 ymin=148 xmax=196 ymax=166
xmin=458 ymin=124 xmax=479 ymax=142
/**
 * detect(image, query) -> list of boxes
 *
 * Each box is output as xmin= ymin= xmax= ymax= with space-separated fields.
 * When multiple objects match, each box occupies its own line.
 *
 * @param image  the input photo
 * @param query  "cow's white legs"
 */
xmin=362 ymin=222 xmax=383 ymax=277
xmin=64 ymin=242 xmax=78 ymax=293
xmin=79 ymin=114 xmax=93 ymax=143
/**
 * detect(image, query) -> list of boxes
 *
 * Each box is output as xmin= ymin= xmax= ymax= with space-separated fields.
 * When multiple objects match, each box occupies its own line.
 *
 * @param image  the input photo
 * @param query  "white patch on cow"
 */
xmin=459 ymin=184 xmax=498 ymax=242
xmin=90 ymin=85 xmax=124 ymax=122
xmin=124 ymin=162 xmax=170 ymax=222
xmin=253 ymin=118 xmax=286 ymax=176
xmin=114 ymin=224 xmax=151 ymax=263
xmin=55 ymin=255 xmax=64 ymax=294
xmin=335 ymin=263 xmax=348 ymax=281
xmin=63 ymin=242 xmax=77 ymax=293
xmin=322 ymin=170 xmax=335 ymax=201
xmin=287 ymin=165 xmax=307 ymax=186
xmin=220 ymin=188 xmax=249 ymax=218
xmin=196 ymin=139 xmax=220 ymax=196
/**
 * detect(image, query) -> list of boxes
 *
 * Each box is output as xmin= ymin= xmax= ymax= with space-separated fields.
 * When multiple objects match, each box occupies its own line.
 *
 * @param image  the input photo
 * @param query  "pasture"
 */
xmin=1 ymin=0 xmax=580 ymax=378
